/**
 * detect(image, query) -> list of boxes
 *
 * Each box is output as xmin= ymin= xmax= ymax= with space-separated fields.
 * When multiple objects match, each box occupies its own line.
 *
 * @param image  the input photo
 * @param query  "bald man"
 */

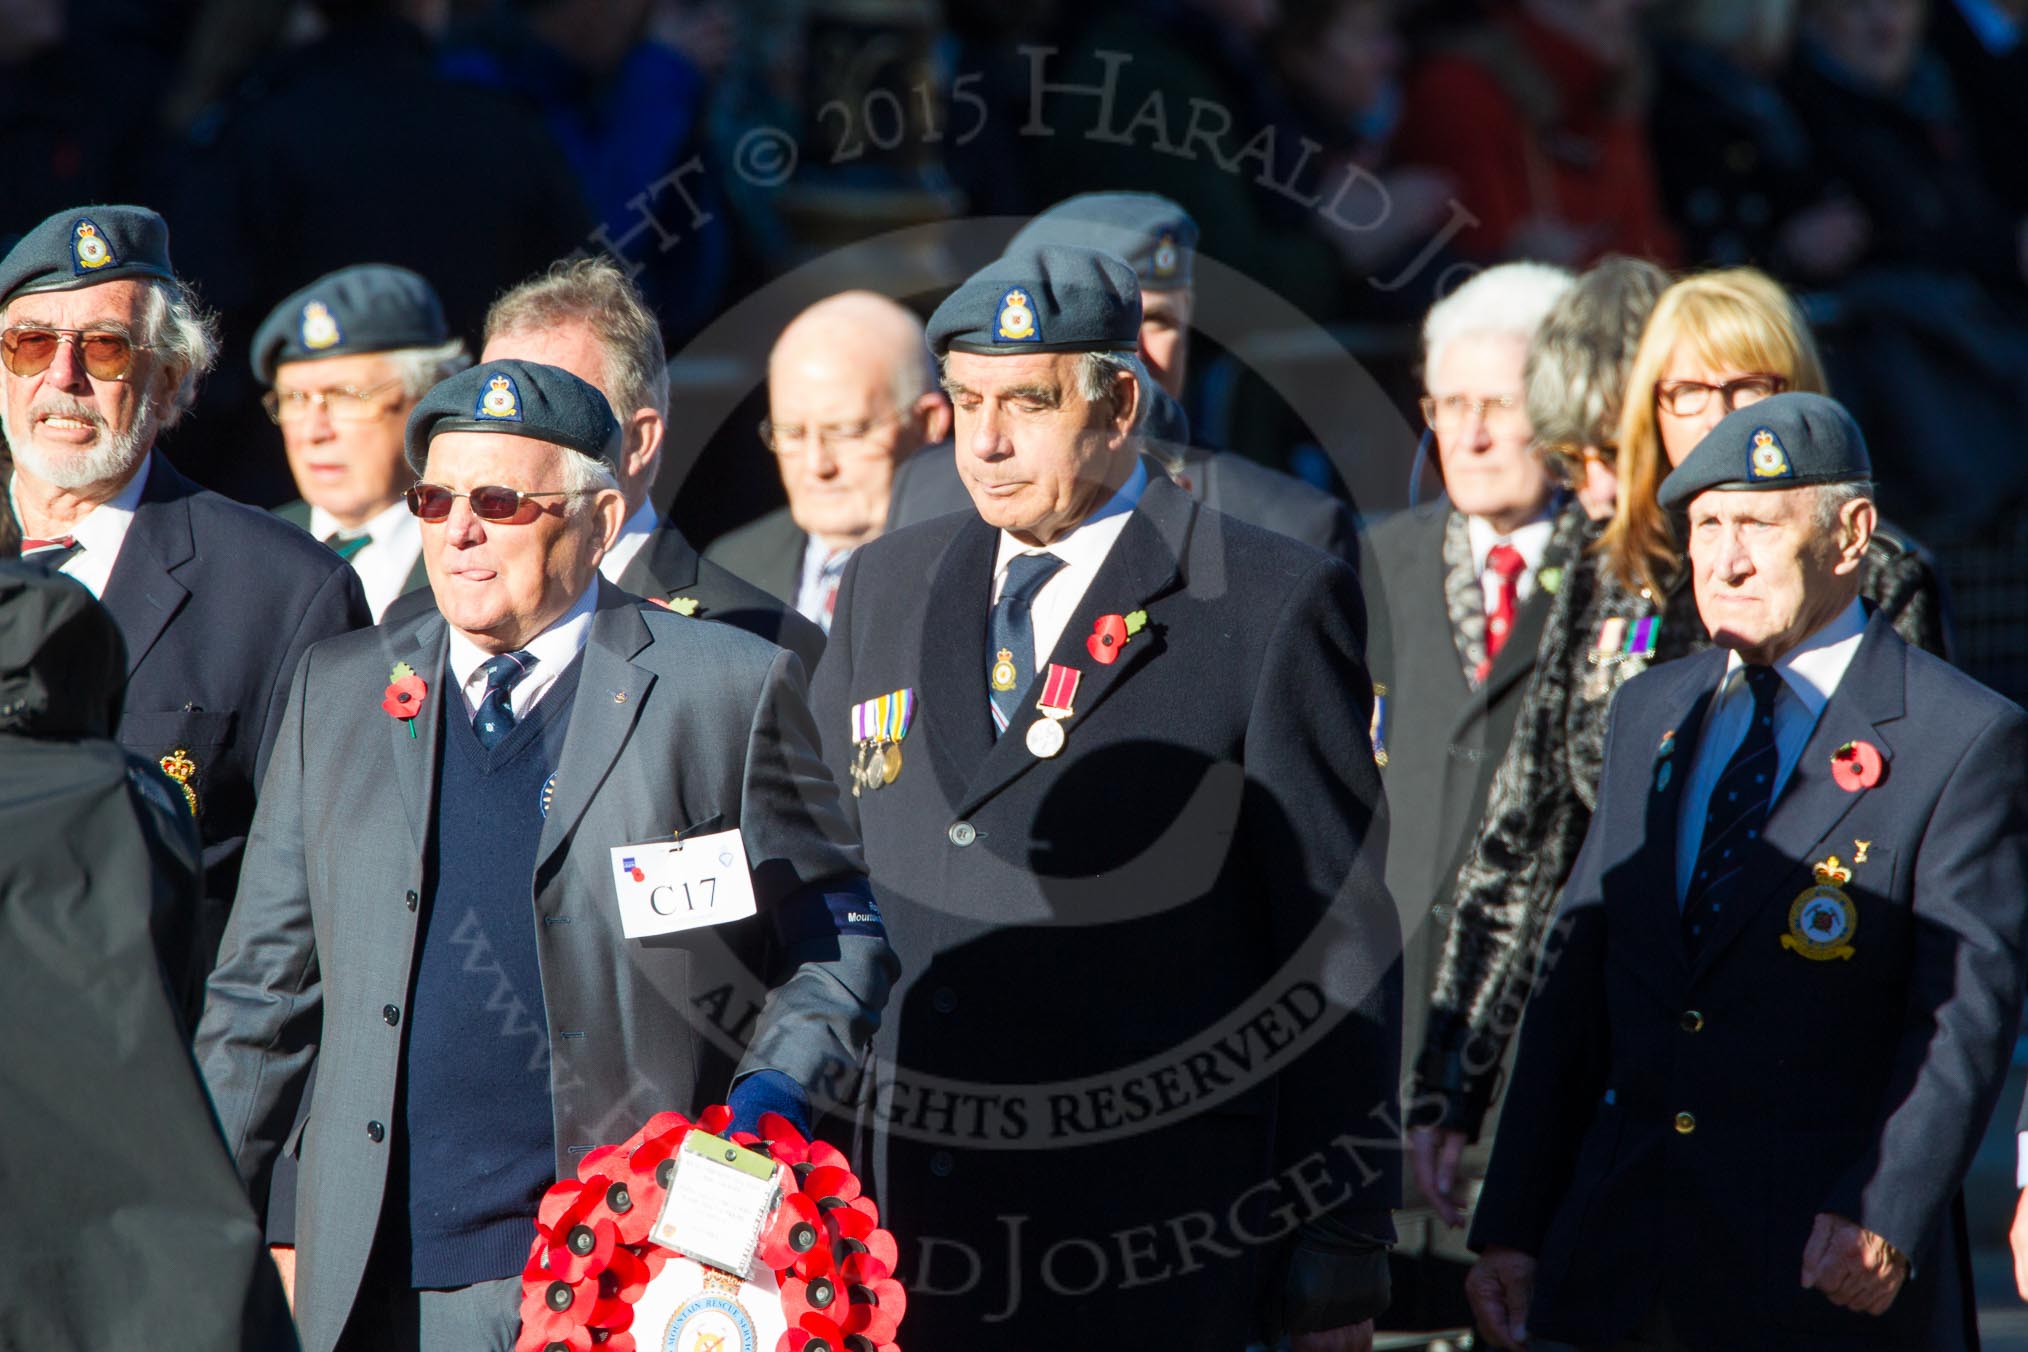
xmin=705 ymin=291 xmax=951 ymax=631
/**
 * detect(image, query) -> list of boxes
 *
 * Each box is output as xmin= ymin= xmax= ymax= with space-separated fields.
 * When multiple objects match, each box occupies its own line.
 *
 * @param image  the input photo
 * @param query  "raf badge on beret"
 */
xmin=71 ymin=218 xmax=113 ymax=274
xmin=300 ymin=300 xmax=342 ymax=351
xmin=476 ymin=372 xmax=523 ymax=421
xmin=1153 ymin=232 xmax=1179 ymax=281
xmin=1748 ymin=427 xmax=1793 ymax=481
xmin=996 ymin=288 xmax=1039 ymax=343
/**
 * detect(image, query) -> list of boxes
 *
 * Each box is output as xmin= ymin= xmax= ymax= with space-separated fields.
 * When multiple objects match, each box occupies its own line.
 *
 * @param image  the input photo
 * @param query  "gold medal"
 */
xmin=883 ymin=742 xmax=902 ymax=784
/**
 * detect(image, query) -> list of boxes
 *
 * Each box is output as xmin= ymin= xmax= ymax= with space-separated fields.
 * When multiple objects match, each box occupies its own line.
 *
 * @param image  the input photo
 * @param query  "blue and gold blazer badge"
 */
xmin=1747 ymin=427 xmax=1793 ymax=481
xmin=71 ymin=217 xmax=114 ymax=274
xmin=995 ymin=288 xmax=1039 ymax=343
xmin=300 ymin=300 xmax=343 ymax=351
xmin=475 ymin=373 xmax=522 ymax=421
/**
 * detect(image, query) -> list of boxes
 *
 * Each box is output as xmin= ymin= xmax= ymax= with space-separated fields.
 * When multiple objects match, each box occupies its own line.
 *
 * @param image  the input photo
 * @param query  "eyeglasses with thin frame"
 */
xmin=263 ymin=377 xmax=404 ymax=426
xmin=759 ymin=408 xmax=908 ymax=457
xmin=1654 ymin=374 xmax=1787 ymax=418
xmin=1 ymin=325 xmax=152 ymax=381
xmin=1538 ymin=440 xmax=1617 ymax=487
xmin=405 ymin=482 xmax=590 ymax=524
xmin=1419 ymin=393 xmax=1529 ymax=437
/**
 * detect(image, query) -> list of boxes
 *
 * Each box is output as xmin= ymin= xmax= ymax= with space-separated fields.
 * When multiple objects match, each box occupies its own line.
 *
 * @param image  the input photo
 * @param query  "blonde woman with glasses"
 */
xmin=1408 ymin=266 xmax=1950 ymax=1227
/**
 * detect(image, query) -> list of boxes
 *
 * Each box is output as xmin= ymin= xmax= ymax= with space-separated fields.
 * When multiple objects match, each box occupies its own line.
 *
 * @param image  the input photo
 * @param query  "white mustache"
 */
xmin=31 ymin=398 xmax=108 ymax=431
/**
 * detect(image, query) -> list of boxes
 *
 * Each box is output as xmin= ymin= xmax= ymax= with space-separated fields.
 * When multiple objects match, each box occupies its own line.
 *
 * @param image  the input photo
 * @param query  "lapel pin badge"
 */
xmin=1783 ymin=855 xmax=1858 ymax=961
xmin=1830 ymin=740 xmax=1883 ymax=792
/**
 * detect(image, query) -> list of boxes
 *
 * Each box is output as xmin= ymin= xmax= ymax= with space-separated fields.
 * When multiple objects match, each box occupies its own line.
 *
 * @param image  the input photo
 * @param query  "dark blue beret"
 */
xmin=927 ymin=245 xmax=1141 ymax=357
xmin=404 ymin=359 xmax=619 ymax=474
xmin=252 ymin=264 xmax=449 ymax=383
xmin=1008 ymin=192 xmax=1198 ymax=291
xmin=1658 ymin=391 xmax=1872 ymax=510
xmin=0 ymin=206 xmax=176 ymax=306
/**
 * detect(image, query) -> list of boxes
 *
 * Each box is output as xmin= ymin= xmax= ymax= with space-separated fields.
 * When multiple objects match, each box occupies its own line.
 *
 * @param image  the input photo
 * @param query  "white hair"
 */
xmin=1422 ymin=261 xmax=1576 ymax=384
xmin=384 ymin=338 xmax=473 ymax=400
xmin=555 ymin=445 xmax=621 ymax=501
xmin=1814 ymin=480 xmax=1875 ymax=530
xmin=139 ymin=279 xmax=220 ymax=430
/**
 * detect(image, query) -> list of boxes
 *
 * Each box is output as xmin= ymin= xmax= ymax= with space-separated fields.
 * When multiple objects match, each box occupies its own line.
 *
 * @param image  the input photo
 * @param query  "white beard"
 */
xmin=2 ymin=391 xmax=156 ymax=491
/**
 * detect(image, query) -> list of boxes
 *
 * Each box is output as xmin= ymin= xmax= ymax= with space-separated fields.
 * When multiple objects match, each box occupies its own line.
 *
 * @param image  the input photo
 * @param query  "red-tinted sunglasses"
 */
xmin=2 ymin=325 xmax=151 ymax=380
xmin=404 ymin=482 xmax=585 ymax=523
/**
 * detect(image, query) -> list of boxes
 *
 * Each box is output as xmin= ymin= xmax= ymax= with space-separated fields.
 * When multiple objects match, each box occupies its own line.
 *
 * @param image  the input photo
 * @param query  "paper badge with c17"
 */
xmin=1782 ymin=855 xmax=1858 ymax=961
xmin=848 ymin=688 xmax=915 ymax=796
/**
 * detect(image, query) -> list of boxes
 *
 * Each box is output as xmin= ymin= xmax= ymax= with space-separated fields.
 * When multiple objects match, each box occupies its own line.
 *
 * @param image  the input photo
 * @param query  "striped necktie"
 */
xmin=20 ymin=535 xmax=81 ymax=569
xmin=1681 ymin=665 xmax=1781 ymax=956
xmin=988 ymin=552 xmax=1065 ymax=737
xmin=474 ymin=650 xmax=539 ymax=750
xmin=324 ymin=531 xmax=371 ymax=563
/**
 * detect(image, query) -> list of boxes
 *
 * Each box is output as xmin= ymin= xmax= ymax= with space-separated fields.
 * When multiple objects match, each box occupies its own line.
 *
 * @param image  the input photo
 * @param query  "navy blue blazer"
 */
xmin=1472 ymin=611 xmax=2028 ymax=1350
xmin=811 ymin=466 xmax=1398 ymax=1348
xmin=105 ymin=454 xmax=369 ymax=1020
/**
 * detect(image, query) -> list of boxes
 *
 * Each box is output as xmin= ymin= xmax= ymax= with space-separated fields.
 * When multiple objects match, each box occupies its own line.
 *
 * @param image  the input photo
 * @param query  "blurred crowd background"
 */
xmin=6 ymin=0 xmax=2028 ymax=698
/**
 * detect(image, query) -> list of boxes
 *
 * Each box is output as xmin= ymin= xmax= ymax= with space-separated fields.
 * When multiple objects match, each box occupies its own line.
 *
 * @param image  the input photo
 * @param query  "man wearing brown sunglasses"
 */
xmin=199 ymin=357 xmax=892 ymax=1352
xmin=0 ymin=204 xmax=369 ymax=1024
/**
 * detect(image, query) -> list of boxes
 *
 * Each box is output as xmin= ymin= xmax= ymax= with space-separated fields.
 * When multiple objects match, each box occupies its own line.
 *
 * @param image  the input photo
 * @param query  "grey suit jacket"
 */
xmin=196 ymin=580 xmax=895 ymax=1352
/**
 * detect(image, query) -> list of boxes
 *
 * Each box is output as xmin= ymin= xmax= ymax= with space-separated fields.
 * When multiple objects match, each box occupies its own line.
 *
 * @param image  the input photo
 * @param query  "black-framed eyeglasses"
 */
xmin=405 ymin=482 xmax=589 ymax=523
xmin=1654 ymin=374 xmax=1787 ymax=417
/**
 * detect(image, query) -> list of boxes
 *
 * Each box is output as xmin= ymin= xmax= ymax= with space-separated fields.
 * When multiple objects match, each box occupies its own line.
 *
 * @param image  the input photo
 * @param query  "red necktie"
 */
xmin=21 ymin=535 xmax=76 ymax=553
xmin=1477 ymin=543 xmax=1528 ymax=683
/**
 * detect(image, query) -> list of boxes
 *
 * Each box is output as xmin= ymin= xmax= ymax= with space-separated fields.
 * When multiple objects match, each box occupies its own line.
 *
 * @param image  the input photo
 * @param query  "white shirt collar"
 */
xmin=598 ymin=499 xmax=660 ymax=584
xmin=309 ymin=496 xmax=420 ymax=622
xmin=992 ymin=457 xmax=1149 ymax=583
xmin=1465 ymin=508 xmax=1555 ymax=578
xmin=7 ymin=454 xmax=152 ymax=600
xmin=447 ymin=579 xmax=600 ymax=718
xmin=1719 ymin=596 xmax=1869 ymax=719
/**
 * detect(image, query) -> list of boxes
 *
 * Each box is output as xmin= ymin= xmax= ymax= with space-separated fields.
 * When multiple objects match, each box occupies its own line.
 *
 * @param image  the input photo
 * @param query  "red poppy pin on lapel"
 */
xmin=1087 ymin=609 xmax=1148 ymax=664
xmin=383 ymin=661 xmax=427 ymax=737
xmin=1830 ymin=740 xmax=1882 ymax=792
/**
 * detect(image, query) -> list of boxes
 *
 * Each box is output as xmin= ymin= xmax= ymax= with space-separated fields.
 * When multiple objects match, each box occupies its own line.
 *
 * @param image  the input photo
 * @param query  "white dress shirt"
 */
xmin=1674 ymin=598 xmax=1868 ymax=902
xmin=447 ymin=581 xmax=597 ymax=720
xmin=8 ymin=455 xmax=151 ymax=600
xmin=796 ymin=537 xmax=857 ymax=629
xmin=599 ymin=499 xmax=658 ymax=585
xmin=310 ymin=496 xmax=420 ymax=623
xmin=1466 ymin=510 xmax=1555 ymax=611
xmin=990 ymin=458 xmax=1149 ymax=669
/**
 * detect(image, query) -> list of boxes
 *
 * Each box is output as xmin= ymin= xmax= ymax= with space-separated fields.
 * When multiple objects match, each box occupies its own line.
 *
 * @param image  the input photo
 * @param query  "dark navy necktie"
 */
xmin=474 ymin=650 xmax=538 ymax=749
xmin=988 ymin=552 xmax=1065 ymax=738
xmin=1681 ymin=664 xmax=1781 ymax=955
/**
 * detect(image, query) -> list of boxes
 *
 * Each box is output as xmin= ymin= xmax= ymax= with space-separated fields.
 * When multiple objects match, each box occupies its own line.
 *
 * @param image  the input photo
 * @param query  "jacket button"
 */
xmin=404 ymin=890 xmax=419 ymax=911
xmin=947 ymin=821 xmax=977 ymax=847
xmin=1674 ymin=1111 xmax=1697 ymax=1135
xmin=367 ymin=1120 xmax=386 ymax=1143
xmin=1680 ymin=1010 xmax=1704 ymax=1033
xmin=383 ymin=1004 xmax=401 ymax=1027
xmin=929 ymin=1150 xmax=954 ymax=1177
xmin=932 ymin=987 xmax=958 ymax=1014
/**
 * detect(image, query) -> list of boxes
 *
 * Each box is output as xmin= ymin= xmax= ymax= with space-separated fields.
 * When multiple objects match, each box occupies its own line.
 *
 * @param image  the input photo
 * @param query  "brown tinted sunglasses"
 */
xmin=2 ymin=326 xmax=152 ymax=380
xmin=405 ymin=483 xmax=587 ymax=524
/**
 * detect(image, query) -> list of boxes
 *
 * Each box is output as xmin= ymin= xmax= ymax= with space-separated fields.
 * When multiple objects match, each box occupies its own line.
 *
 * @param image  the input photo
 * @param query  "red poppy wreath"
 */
xmin=514 ymin=1105 xmax=905 ymax=1352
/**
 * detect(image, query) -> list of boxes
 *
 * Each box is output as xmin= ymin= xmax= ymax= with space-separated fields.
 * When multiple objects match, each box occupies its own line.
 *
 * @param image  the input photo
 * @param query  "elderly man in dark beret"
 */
xmin=886 ymin=192 xmax=1361 ymax=566
xmin=254 ymin=263 xmax=471 ymax=620
xmin=1467 ymin=393 xmax=2028 ymax=1352
xmin=1 ymin=205 xmax=369 ymax=1022
xmin=811 ymin=244 xmax=1400 ymax=1350
xmin=197 ymin=359 xmax=897 ymax=1352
